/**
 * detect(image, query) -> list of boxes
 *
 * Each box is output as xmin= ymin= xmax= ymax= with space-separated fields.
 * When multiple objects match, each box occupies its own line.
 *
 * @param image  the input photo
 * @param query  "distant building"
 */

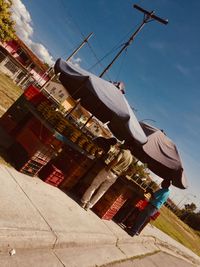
xmin=42 ymin=80 xmax=112 ymax=138
xmin=0 ymin=37 xmax=51 ymax=88
xmin=0 ymin=37 xmax=112 ymax=138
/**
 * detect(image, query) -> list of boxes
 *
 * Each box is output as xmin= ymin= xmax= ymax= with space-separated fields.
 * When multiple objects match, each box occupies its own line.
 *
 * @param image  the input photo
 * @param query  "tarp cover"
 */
xmin=54 ymin=59 xmax=147 ymax=145
xmin=132 ymin=123 xmax=188 ymax=189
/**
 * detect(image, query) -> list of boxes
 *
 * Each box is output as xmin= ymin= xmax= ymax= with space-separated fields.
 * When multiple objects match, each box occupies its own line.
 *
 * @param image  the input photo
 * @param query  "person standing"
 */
xmin=81 ymin=146 xmax=133 ymax=210
xmin=126 ymin=179 xmax=171 ymax=236
xmin=94 ymin=136 xmax=117 ymax=154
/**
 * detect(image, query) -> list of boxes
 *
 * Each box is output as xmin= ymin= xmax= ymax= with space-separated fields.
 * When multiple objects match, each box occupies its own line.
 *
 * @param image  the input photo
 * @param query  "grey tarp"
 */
xmin=131 ymin=123 xmax=188 ymax=189
xmin=54 ymin=59 xmax=147 ymax=145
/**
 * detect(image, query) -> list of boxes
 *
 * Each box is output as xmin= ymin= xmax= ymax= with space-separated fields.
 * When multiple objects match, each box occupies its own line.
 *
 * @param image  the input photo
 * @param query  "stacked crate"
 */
xmin=112 ymin=180 xmax=147 ymax=224
xmin=23 ymin=84 xmax=47 ymax=106
xmin=26 ymin=117 xmax=63 ymax=151
xmin=38 ymin=163 xmax=65 ymax=187
xmin=7 ymin=116 xmax=62 ymax=176
xmin=18 ymin=145 xmax=55 ymax=176
xmin=0 ymin=95 xmax=32 ymax=135
xmin=71 ymin=159 xmax=104 ymax=198
xmin=121 ymin=199 xmax=148 ymax=227
xmin=0 ymin=113 xmax=17 ymax=133
xmin=113 ymin=194 xmax=141 ymax=224
xmin=92 ymin=179 xmax=133 ymax=220
xmin=6 ymin=141 xmax=29 ymax=170
xmin=58 ymin=148 xmax=93 ymax=191
xmin=39 ymin=146 xmax=93 ymax=189
xmin=120 ymin=199 xmax=160 ymax=234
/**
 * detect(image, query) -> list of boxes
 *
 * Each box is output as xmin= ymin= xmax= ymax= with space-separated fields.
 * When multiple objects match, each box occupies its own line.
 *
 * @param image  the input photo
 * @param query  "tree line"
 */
xmin=0 ymin=0 xmax=16 ymax=42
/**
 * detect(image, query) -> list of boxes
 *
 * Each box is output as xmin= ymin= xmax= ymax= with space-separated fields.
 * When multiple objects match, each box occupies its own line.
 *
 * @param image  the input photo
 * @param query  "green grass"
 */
xmin=151 ymin=206 xmax=200 ymax=256
xmin=0 ymin=72 xmax=22 ymax=116
xmin=0 ymin=71 xmax=22 ymax=165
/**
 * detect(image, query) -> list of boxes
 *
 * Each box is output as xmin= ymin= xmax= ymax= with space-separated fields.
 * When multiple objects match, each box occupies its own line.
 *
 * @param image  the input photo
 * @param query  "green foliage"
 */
xmin=44 ymin=62 xmax=50 ymax=69
xmin=128 ymin=160 xmax=148 ymax=179
xmin=183 ymin=212 xmax=200 ymax=231
xmin=0 ymin=0 xmax=16 ymax=42
xmin=184 ymin=202 xmax=197 ymax=212
xmin=152 ymin=206 xmax=200 ymax=256
xmin=128 ymin=160 xmax=155 ymax=188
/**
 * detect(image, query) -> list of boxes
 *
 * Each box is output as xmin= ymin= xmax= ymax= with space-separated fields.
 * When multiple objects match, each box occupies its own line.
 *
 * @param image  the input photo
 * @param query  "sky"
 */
xmin=11 ymin=0 xmax=200 ymax=208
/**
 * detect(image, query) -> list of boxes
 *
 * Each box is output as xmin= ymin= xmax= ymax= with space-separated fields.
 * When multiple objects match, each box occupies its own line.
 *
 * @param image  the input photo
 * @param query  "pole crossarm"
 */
xmin=133 ymin=4 xmax=168 ymax=25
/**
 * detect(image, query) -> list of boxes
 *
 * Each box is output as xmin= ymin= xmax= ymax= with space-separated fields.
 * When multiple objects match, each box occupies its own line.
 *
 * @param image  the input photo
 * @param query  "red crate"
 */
xmin=24 ymin=85 xmax=47 ymax=105
xmin=19 ymin=146 xmax=54 ymax=176
xmin=26 ymin=117 xmax=62 ymax=149
xmin=0 ymin=114 xmax=17 ymax=133
xmin=31 ymin=147 xmax=54 ymax=164
xmin=38 ymin=163 xmax=57 ymax=179
xmin=20 ymin=159 xmax=46 ymax=176
xmin=6 ymin=141 xmax=29 ymax=170
xmin=4 ymin=95 xmax=31 ymax=123
xmin=39 ymin=164 xmax=65 ymax=187
xmin=92 ymin=192 xmax=130 ymax=220
xmin=15 ymin=126 xmax=56 ymax=159
xmin=58 ymin=157 xmax=93 ymax=191
xmin=135 ymin=199 xmax=148 ymax=211
xmin=11 ymin=125 xmax=56 ymax=176
xmin=16 ymin=127 xmax=41 ymax=155
xmin=91 ymin=179 xmax=133 ymax=220
xmin=150 ymin=211 xmax=160 ymax=220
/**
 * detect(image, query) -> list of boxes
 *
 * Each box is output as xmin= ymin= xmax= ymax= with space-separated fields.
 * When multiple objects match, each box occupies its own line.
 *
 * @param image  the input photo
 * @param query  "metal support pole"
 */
xmin=66 ymin=32 xmax=93 ymax=62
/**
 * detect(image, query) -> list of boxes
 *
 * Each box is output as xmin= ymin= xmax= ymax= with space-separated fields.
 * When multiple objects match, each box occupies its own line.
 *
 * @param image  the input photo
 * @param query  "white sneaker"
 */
xmin=85 ymin=202 xmax=92 ymax=211
xmin=80 ymin=202 xmax=87 ymax=209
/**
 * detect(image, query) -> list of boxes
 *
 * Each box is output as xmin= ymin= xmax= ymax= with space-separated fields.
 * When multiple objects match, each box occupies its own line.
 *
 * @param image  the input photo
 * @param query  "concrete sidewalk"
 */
xmin=0 ymin=164 xmax=199 ymax=267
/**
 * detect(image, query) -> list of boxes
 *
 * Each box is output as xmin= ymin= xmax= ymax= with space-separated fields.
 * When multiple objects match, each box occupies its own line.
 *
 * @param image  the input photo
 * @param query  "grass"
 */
xmin=151 ymin=206 xmax=200 ymax=256
xmin=0 ymin=72 xmax=22 ymax=165
xmin=0 ymin=72 xmax=22 ymax=116
xmin=0 ymin=71 xmax=200 ymax=257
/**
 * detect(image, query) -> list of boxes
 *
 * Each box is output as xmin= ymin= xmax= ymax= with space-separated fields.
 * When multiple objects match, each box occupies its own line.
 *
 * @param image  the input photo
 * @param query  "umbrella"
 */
xmin=130 ymin=122 xmax=188 ymax=189
xmin=54 ymin=58 xmax=147 ymax=145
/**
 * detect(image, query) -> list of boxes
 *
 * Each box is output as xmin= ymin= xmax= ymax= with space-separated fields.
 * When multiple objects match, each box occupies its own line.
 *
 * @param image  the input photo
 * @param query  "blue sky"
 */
xmin=12 ymin=0 xmax=200 ymax=207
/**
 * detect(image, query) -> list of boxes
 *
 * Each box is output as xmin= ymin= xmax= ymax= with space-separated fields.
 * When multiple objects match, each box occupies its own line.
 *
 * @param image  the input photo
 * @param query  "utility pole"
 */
xmin=99 ymin=4 xmax=168 ymax=78
xmin=66 ymin=32 xmax=93 ymax=62
xmin=82 ymin=5 xmax=168 ymax=129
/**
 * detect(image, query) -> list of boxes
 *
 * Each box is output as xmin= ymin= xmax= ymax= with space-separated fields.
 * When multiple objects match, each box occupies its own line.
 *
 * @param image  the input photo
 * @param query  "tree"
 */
xmin=184 ymin=202 xmax=197 ymax=212
xmin=129 ymin=161 xmax=152 ymax=186
xmin=0 ymin=0 xmax=16 ymax=42
xmin=183 ymin=212 xmax=200 ymax=231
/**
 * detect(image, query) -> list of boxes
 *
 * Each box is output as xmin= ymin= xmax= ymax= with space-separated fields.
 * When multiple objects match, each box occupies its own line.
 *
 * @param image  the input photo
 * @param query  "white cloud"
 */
xmin=11 ymin=0 xmax=54 ymax=66
xmin=70 ymin=57 xmax=82 ymax=68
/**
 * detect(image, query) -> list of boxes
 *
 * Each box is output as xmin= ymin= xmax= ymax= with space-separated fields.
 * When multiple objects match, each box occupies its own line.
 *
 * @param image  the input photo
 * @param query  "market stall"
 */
xmin=0 ymin=59 xmax=150 ymax=219
xmin=4 ymin=88 xmax=101 ymax=188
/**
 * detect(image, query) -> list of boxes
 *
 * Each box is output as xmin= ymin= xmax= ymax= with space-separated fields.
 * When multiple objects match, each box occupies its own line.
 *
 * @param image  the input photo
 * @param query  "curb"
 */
xmin=154 ymin=237 xmax=200 ymax=266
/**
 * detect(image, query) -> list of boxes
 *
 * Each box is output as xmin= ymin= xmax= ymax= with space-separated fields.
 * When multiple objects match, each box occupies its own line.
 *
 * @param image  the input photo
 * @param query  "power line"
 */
xmin=58 ymin=0 xmax=139 ymax=79
xmin=115 ymin=49 xmax=127 ymax=81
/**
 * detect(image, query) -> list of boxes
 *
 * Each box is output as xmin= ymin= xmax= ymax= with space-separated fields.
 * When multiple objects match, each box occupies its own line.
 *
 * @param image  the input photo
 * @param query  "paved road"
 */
xmin=105 ymin=251 xmax=197 ymax=267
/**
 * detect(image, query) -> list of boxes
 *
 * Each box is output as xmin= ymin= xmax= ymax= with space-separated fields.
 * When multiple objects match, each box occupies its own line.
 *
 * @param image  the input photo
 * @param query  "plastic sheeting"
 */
xmin=131 ymin=123 xmax=188 ymax=189
xmin=54 ymin=59 xmax=147 ymax=145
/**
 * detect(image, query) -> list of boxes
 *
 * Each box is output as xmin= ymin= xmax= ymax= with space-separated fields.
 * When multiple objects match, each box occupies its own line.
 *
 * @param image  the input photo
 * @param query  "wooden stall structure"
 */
xmin=73 ymin=161 xmax=148 ymax=221
xmin=0 ymin=83 xmax=107 ymax=190
xmin=0 ymin=80 xmax=153 ymax=224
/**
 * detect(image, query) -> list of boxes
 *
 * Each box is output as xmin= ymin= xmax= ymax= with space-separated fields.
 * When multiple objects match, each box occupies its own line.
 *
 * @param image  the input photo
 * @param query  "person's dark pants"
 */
xmin=127 ymin=203 xmax=158 ymax=236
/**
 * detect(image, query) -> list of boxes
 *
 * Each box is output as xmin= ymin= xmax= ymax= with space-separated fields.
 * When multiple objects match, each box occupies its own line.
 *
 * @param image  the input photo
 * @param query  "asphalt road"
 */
xmin=106 ymin=251 xmax=197 ymax=267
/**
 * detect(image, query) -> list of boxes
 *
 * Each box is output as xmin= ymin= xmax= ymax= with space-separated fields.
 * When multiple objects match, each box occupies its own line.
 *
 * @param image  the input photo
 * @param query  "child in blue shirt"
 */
xmin=126 ymin=179 xmax=171 ymax=237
